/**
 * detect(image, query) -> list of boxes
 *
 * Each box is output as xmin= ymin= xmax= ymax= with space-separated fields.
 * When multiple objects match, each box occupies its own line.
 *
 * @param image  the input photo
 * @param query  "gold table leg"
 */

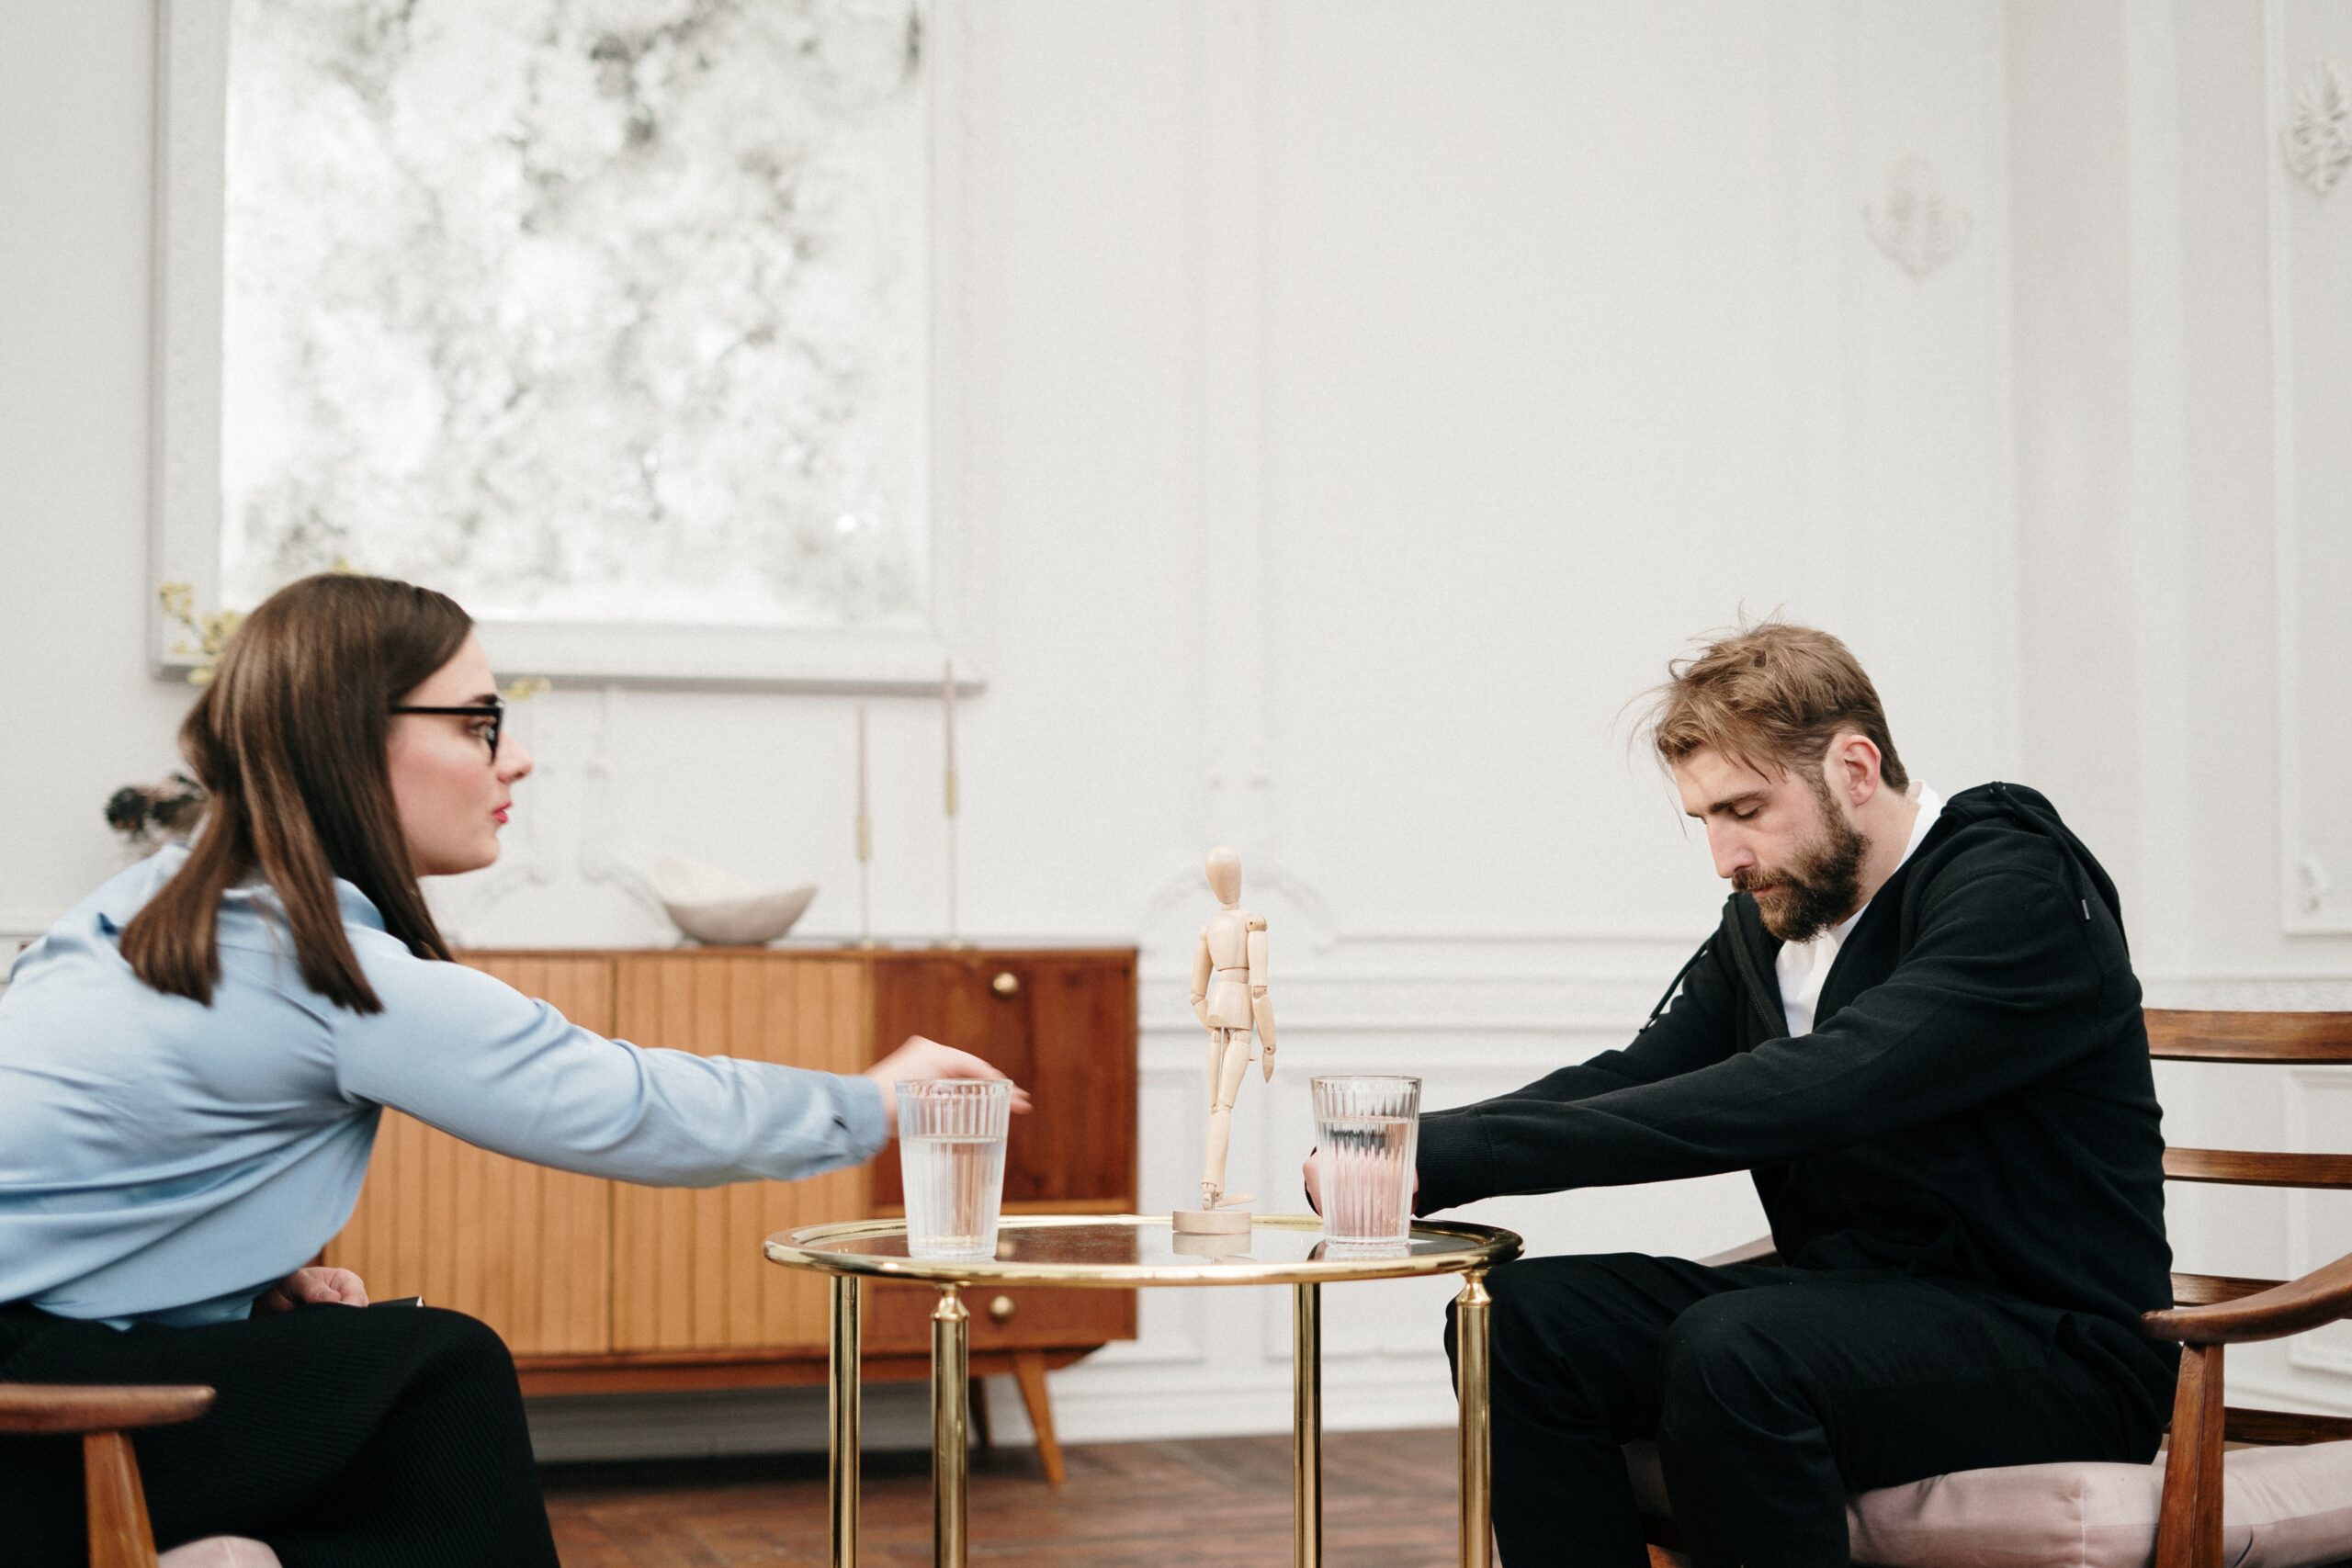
xmin=933 ymin=1284 xmax=970 ymax=1568
xmin=829 ymin=1274 xmax=861 ymax=1567
xmin=1294 ymin=1280 xmax=1322 ymax=1568
xmin=1455 ymin=1269 xmax=1493 ymax=1568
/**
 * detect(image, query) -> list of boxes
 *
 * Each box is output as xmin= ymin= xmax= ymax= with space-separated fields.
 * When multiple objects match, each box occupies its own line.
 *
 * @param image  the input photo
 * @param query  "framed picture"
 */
xmin=150 ymin=0 xmax=983 ymax=690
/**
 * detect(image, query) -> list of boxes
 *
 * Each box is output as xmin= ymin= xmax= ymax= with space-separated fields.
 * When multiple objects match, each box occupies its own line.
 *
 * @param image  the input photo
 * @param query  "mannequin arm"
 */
xmin=1248 ymin=926 xmax=1275 ymax=1074
xmin=1190 ymin=928 xmax=1213 ymax=1031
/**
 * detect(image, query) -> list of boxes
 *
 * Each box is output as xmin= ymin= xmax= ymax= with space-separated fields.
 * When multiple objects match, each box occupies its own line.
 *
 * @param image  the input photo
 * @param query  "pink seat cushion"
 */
xmin=1623 ymin=1439 xmax=2352 ymax=1568
xmin=157 ymin=1540 xmax=281 ymax=1568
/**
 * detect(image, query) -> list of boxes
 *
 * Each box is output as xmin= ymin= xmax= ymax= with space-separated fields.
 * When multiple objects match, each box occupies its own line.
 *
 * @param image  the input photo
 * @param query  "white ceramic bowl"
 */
xmin=650 ymin=856 xmax=818 ymax=946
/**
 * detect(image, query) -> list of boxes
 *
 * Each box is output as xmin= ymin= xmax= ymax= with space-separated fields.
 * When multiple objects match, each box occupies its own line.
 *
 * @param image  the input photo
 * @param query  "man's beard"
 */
xmin=1736 ymin=783 xmax=1868 ymax=942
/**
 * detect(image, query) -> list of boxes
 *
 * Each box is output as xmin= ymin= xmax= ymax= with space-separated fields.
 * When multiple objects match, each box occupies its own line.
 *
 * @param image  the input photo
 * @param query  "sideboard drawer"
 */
xmin=862 ymin=1280 xmax=1136 ymax=1356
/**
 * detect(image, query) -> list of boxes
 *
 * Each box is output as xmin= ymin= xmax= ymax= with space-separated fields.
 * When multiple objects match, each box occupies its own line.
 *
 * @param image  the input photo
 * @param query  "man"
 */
xmin=1306 ymin=622 xmax=2173 ymax=1566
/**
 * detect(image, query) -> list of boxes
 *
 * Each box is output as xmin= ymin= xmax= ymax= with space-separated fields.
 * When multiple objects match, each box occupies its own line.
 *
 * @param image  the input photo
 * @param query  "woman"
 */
xmin=0 ymin=573 xmax=1018 ymax=1565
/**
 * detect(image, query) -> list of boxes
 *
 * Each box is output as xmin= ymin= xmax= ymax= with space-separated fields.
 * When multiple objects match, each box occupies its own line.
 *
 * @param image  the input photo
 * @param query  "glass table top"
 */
xmin=763 ymin=1213 xmax=1521 ymax=1287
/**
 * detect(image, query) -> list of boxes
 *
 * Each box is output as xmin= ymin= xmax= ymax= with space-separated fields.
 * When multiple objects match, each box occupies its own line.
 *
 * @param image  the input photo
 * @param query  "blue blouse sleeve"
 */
xmin=332 ymin=940 xmax=888 ymax=1187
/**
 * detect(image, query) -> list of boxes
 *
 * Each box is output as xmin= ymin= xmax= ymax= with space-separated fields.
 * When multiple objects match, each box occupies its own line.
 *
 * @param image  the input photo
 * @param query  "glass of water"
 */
xmin=898 ymin=1079 xmax=1012 ymax=1260
xmin=1313 ymin=1075 xmax=1422 ymax=1247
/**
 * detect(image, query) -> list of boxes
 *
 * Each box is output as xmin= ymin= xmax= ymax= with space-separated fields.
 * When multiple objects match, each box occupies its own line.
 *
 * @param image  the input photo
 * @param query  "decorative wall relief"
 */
xmin=1861 ymin=157 xmax=1971 ymax=279
xmin=2281 ymin=56 xmax=2352 ymax=195
xmin=154 ymin=0 xmax=984 ymax=690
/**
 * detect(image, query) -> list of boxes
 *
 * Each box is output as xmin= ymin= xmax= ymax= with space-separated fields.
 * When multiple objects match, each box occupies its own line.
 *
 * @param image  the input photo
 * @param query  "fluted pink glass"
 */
xmin=1313 ymin=1075 xmax=1421 ymax=1246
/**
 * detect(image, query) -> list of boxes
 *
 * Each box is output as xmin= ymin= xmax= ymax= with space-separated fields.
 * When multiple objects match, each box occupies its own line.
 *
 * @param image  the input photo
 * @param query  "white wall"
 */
xmin=1 ymin=3 xmax=198 ymax=942
xmin=2007 ymin=0 xmax=2352 ymax=1422
xmin=14 ymin=0 xmax=2338 ymax=1457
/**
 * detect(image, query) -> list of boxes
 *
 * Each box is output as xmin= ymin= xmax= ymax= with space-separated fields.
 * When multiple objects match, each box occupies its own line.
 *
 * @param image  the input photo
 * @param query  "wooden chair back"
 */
xmin=2144 ymin=1009 xmax=2352 ymax=1445
xmin=2143 ymin=1010 xmax=2352 ymax=1568
xmin=0 ymin=1383 xmax=217 ymax=1568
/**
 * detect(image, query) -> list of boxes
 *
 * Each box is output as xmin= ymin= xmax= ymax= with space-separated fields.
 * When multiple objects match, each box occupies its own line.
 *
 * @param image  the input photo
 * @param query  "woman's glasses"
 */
xmin=390 ymin=700 xmax=504 ymax=761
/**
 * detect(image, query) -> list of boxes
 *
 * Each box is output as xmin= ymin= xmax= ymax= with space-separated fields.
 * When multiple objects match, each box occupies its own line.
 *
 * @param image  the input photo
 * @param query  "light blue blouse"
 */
xmin=0 ymin=844 xmax=888 ymax=1327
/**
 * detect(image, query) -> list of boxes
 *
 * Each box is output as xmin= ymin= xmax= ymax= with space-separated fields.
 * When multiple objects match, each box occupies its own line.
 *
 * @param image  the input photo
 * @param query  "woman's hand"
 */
xmin=863 ymin=1035 xmax=1032 ymax=1130
xmin=256 ymin=1266 xmax=369 ymax=1313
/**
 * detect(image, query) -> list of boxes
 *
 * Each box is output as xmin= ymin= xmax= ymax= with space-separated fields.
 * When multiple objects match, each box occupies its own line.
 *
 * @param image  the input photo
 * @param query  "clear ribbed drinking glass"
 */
xmin=898 ymin=1079 xmax=1012 ymax=1260
xmin=1313 ymin=1075 xmax=1422 ymax=1247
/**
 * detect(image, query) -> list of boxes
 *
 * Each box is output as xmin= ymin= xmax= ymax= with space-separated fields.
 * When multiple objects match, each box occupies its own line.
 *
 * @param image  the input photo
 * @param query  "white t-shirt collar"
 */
xmin=1772 ymin=783 xmax=1944 ymax=1037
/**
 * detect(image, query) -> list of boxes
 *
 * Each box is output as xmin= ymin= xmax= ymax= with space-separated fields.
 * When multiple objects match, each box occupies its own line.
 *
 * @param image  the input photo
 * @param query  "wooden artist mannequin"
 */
xmin=1173 ymin=847 xmax=1276 ymax=1235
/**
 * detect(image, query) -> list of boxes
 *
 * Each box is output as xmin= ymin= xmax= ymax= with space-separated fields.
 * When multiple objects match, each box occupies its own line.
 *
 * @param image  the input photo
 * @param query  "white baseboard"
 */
xmin=523 ymin=1356 xmax=1462 ymax=1463
xmin=526 ymin=1382 xmax=930 ymax=1464
xmin=1049 ymin=1366 xmax=1460 ymax=1445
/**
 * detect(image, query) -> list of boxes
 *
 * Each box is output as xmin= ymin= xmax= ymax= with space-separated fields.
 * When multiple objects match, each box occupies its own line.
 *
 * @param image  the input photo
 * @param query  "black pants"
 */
xmin=0 ymin=1301 xmax=560 ymax=1568
xmin=1445 ymin=1254 xmax=2171 ymax=1568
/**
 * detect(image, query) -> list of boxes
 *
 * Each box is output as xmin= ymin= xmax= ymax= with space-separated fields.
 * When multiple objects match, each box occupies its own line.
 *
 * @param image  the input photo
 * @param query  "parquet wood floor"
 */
xmin=541 ymin=1426 xmax=1464 ymax=1565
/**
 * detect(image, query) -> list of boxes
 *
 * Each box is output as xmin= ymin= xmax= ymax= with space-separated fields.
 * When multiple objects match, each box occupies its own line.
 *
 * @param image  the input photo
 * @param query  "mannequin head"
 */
xmin=1205 ymin=846 xmax=1242 ymax=907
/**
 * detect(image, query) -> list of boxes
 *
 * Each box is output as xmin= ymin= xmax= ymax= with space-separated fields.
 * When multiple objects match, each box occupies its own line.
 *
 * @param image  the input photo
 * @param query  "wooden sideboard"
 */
xmin=322 ymin=946 xmax=1137 ymax=1480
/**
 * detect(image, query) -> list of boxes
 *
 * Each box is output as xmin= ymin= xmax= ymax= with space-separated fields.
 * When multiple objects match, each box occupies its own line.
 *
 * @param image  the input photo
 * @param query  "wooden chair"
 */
xmin=0 ymin=1382 xmax=215 ymax=1567
xmin=1634 ymin=1007 xmax=2352 ymax=1568
xmin=2136 ymin=1008 xmax=2352 ymax=1568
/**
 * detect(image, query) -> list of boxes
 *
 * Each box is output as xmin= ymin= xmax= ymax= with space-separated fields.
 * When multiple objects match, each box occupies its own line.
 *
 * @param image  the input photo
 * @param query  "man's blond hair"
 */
xmin=1641 ymin=621 xmax=1908 ymax=793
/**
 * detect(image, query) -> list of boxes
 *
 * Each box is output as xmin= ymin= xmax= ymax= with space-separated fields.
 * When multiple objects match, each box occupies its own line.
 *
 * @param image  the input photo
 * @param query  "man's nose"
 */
xmin=1708 ymin=826 xmax=1754 ymax=882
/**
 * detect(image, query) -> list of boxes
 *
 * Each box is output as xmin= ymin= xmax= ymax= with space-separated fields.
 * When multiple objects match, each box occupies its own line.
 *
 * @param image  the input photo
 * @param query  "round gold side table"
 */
xmin=764 ymin=1213 xmax=1523 ymax=1568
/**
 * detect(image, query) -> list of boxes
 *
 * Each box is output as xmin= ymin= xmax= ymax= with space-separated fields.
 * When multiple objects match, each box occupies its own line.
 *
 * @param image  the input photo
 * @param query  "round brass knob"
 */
xmin=990 ymin=971 xmax=1020 ymax=998
xmin=987 ymin=1293 xmax=1017 ymax=1324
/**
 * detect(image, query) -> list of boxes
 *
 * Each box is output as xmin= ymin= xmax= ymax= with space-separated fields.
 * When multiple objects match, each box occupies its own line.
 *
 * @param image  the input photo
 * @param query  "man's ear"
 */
xmin=1830 ymin=733 xmax=1883 ymax=806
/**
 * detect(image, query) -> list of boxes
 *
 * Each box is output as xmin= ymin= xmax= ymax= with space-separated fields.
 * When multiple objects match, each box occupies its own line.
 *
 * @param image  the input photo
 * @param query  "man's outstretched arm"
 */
xmin=1415 ymin=869 xmax=2116 ymax=1214
xmin=1413 ymin=930 xmax=1744 ymax=1196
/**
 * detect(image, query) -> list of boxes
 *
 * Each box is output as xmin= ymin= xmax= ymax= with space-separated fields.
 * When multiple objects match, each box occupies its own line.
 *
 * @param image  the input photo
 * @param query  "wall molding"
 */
xmin=2285 ymin=1066 xmax=2352 ymax=1382
xmin=1138 ymin=964 xmax=1681 ymax=1039
xmin=2225 ymin=1369 xmax=2352 ymax=1420
xmin=2268 ymin=1 xmax=2352 ymax=934
xmin=2140 ymin=972 xmax=2352 ymax=1010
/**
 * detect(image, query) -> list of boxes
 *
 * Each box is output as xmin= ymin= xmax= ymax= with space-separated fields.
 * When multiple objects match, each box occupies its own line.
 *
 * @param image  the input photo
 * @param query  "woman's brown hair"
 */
xmin=119 ymin=574 xmax=473 ymax=1012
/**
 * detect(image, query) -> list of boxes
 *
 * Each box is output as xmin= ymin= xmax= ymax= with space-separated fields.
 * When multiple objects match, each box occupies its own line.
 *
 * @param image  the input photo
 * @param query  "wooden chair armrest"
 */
xmin=2143 ymin=1247 xmax=2352 ymax=1346
xmin=0 ymin=1383 xmax=216 ymax=1434
xmin=1696 ymin=1235 xmax=1781 ymax=1269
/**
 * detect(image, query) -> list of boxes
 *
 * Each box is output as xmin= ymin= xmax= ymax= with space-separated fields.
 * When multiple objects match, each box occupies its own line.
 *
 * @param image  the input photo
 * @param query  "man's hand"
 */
xmin=256 ymin=1266 xmax=368 ymax=1313
xmin=864 ymin=1035 xmax=1032 ymax=1130
xmin=1300 ymin=1147 xmax=1417 ymax=1216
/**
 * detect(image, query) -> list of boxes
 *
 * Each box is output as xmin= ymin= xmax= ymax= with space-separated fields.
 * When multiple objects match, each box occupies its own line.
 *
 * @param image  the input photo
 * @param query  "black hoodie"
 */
xmin=1416 ymin=782 xmax=2176 ymax=1390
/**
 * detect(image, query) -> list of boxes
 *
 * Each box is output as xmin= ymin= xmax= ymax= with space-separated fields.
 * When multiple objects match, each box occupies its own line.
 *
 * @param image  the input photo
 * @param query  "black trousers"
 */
xmin=0 ymin=1300 xmax=560 ymax=1568
xmin=1445 ymin=1254 xmax=2170 ymax=1568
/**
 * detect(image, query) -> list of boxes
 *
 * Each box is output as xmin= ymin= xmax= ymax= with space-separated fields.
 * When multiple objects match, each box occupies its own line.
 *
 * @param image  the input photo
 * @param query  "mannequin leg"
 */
xmin=1201 ymin=1036 xmax=1253 ymax=1206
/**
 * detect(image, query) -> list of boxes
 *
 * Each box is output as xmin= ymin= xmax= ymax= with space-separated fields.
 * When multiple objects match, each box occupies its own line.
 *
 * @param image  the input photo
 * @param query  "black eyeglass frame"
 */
xmin=389 ymin=700 xmax=505 ymax=761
